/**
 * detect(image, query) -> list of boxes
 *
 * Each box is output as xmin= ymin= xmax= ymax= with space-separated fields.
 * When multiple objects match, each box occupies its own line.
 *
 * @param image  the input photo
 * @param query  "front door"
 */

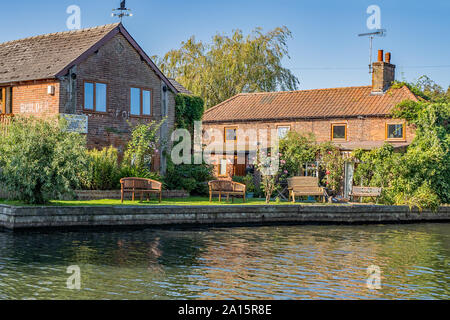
xmin=233 ymin=156 xmax=246 ymax=177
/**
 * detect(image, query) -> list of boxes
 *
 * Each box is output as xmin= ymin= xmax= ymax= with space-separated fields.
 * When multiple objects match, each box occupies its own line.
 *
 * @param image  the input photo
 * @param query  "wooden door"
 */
xmin=233 ymin=156 xmax=246 ymax=177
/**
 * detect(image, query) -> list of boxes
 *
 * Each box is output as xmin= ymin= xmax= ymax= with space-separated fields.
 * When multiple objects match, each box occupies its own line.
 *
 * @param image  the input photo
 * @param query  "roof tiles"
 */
xmin=203 ymin=86 xmax=417 ymax=123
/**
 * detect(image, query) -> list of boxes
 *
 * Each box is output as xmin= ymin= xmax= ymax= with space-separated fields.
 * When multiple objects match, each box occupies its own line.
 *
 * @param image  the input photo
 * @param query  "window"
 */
xmin=219 ymin=158 xmax=228 ymax=176
xmin=224 ymin=127 xmax=237 ymax=142
xmin=130 ymin=87 xmax=152 ymax=117
xmin=331 ymin=124 xmax=347 ymax=141
xmin=84 ymin=81 xmax=107 ymax=112
xmin=386 ymin=123 xmax=405 ymax=140
xmin=277 ymin=126 xmax=290 ymax=139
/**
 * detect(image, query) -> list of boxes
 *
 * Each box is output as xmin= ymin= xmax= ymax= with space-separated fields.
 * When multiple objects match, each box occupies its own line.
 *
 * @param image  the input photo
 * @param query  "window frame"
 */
xmin=83 ymin=80 xmax=108 ymax=114
xmin=224 ymin=126 xmax=238 ymax=142
xmin=385 ymin=122 xmax=406 ymax=141
xmin=218 ymin=158 xmax=228 ymax=177
xmin=130 ymin=87 xmax=153 ymax=118
xmin=331 ymin=123 xmax=347 ymax=141
xmin=277 ymin=125 xmax=291 ymax=140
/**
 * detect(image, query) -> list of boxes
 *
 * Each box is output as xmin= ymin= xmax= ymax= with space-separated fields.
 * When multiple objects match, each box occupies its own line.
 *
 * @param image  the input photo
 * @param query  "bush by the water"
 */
xmin=164 ymin=158 xmax=213 ymax=195
xmin=353 ymin=98 xmax=449 ymax=211
xmin=83 ymin=146 xmax=162 ymax=191
xmin=0 ymin=116 xmax=88 ymax=204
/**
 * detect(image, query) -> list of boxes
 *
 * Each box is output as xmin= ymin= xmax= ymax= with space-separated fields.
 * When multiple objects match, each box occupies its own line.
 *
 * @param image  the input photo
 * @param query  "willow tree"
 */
xmin=156 ymin=27 xmax=299 ymax=109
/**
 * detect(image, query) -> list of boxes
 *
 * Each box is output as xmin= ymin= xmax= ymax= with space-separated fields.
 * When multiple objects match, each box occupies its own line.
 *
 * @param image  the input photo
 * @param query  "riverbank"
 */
xmin=1 ymin=202 xmax=449 ymax=231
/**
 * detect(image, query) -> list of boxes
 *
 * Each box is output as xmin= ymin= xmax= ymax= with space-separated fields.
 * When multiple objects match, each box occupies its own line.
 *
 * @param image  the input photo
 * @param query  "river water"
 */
xmin=0 ymin=223 xmax=448 ymax=300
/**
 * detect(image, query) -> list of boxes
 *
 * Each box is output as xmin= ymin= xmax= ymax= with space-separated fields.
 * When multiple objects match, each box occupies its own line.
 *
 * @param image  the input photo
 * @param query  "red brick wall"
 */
xmin=203 ymin=117 xmax=416 ymax=178
xmin=70 ymin=33 xmax=176 ymax=157
xmin=11 ymin=80 xmax=60 ymax=118
xmin=203 ymin=117 xmax=415 ymax=145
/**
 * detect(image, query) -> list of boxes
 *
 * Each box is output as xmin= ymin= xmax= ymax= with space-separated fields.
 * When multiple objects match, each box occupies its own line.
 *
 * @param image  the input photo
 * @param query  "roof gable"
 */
xmin=0 ymin=23 xmax=177 ymax=93
xmin=203 ymin=85 xmax=418 ymax=123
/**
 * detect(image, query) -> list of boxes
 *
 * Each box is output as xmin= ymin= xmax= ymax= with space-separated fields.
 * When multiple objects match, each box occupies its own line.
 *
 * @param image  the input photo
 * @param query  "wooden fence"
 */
xmin=0 ymin=114 xmax=13 ymax=135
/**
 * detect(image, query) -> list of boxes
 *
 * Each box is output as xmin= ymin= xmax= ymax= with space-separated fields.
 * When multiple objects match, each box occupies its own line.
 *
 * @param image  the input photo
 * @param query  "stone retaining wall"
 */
xmin=1 ymin=204 xmax=449 ymax=231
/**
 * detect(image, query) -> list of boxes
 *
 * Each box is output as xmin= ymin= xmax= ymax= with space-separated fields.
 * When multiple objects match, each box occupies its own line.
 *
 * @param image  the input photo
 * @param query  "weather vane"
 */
xmin=112 ymin=0 xmax=133 ymax=22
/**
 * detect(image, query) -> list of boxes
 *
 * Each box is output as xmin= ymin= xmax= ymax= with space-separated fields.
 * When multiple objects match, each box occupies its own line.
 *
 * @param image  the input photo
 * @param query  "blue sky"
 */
xmin=1 ymin=0 xmax=449 ymax=90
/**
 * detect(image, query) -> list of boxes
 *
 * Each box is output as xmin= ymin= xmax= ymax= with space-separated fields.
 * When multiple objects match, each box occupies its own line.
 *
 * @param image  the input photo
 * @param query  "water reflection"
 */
xmin=0 ymin=223 xmax=448 ymax=300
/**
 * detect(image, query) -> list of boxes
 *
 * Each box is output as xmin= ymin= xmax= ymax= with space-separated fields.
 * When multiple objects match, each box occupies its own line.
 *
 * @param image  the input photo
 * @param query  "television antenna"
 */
xmin=112 ymin=0 xmax=133 ymax=22
xmin=358 ymin=29 xmax=386 ymax=73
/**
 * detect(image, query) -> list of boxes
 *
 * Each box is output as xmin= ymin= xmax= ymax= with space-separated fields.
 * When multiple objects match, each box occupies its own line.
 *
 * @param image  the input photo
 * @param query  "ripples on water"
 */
xmin=0 ymin=223 xmax=448 ymax=300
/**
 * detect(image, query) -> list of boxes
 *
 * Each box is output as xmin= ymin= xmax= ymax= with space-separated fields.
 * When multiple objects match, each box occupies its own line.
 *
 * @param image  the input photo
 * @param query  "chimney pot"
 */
xmin=385 ymin=52 xmax=391 ymax=64
xmin=378 ymin=50 xmax=384 ymax=62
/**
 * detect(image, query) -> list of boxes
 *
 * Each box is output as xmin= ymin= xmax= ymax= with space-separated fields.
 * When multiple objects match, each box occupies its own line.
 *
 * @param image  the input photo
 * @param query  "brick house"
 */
xmin=202 ymin=50 xmax=418 ymax=182
xmin=0 ymin=23 xmax=187 ymax=173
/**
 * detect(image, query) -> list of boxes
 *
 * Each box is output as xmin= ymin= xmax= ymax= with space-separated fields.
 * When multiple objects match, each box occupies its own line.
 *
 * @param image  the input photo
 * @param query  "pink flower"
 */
xmin=326 ymin=182 xmax=329 ymax=185
xmin=280 ymin=160 xmax=286 ymax=165
xmin=326 ymin=171 xmax=330 ymax=175
xmin=155 ymin=149 xmax=159 ymax=154
xmin=284 ymin=170 xmax=288 ymax=174
xmin=328 ymin=151 xmax=332 ymax=155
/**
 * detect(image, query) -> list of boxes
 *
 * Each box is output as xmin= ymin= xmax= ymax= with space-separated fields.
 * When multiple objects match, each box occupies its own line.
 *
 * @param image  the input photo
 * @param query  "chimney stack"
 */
xmin=372 ymin=50 xmax=396 ymax=94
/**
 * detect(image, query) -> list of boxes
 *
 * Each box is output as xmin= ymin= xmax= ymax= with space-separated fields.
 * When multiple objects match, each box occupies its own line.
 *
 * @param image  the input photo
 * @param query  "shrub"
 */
xmin=0 ymin=116 xmax=88 ymax=204
xmin=233 ymin=174 xmax=256 ymax=193
xmin=123 ymin=120 xmax=164 ymax=173
xmin=84 ymin=146 xmax=121 ymax=190
xmin=164 ymin=158 xmax=213 ymax=195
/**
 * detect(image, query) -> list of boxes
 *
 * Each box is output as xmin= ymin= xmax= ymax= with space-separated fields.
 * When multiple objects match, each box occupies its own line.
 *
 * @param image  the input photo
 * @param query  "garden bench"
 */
xmin=350 ymin=187 xmax=382 ymax=203
xmin=209 ymin=180 xmax=246 ymax=203
xmin=287 ymin=177 xmax=326 ymax=203
xmin=120 ymin=178 xmax=163 ymax=203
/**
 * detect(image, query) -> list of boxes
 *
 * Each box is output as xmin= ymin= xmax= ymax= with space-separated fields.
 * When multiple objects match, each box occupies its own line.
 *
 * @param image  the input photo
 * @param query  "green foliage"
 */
xmin=175 ymin=94 xmax=205 ymax=131
xmin=118 ymin=164 xmax=163 ymax=182
xmin=253 ymin=149 xmax=280 ymax=203
xmin=84 ymin=146 xmax=121 ymax=190
xmin=391 ymin=76 xmax=449 ymax=102
xmin=318 ymin=142 xmax=345 ymax=192
xmin=279 ymin=131 xmax=317 ymax=176
xmin=0 ymin=116 xmax=88 ymax=204
xmin=123 ymin=120 xmax=164 ymax=173
xmin=164 ymin=158 xmax=213 ymax=195
xmin=233 ymin=174 xmax=256 ymax=193
xmin=157 ymin=27 xmax=299 ymax=109
xmin=83 ymin=146 xmax=162 ymax=191
xmin=278 ymin=132 xmax=343 ymax=192
xmin=353 ymin=99 xmax=450 ymax=210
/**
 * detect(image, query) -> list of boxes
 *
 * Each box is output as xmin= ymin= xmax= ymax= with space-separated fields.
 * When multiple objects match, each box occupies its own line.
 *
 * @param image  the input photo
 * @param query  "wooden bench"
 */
xmin=120 ymin=178 xmax=163 ymax=203
xmin=350 ymin=187 xmax=382 ymax=203
xmin=209 ymin=180 xmax=246 ymax=203
xmin=288 ymin=177 xmax=326 ymax=203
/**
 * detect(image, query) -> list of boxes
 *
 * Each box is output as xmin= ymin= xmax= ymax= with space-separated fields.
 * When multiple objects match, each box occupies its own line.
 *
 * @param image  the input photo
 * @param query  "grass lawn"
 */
xmin=0 ymin=197 xmax=335 ymax=207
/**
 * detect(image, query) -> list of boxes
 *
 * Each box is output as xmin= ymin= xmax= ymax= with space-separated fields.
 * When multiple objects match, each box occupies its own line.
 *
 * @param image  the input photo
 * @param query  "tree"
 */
xmin=353 ymin=98 xmax=450 ymax=211
xmin=0 ymin=116 xmax=88 ymax=204
xmin=123 ymin=120 xmax=165 ymax=174
xmin=157 ymin=27 xmax=299 ymax=109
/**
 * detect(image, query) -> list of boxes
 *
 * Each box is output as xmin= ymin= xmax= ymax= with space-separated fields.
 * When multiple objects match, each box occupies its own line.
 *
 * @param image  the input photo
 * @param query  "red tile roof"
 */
xmin=203 ymin=85 xmax=417 ymax=123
